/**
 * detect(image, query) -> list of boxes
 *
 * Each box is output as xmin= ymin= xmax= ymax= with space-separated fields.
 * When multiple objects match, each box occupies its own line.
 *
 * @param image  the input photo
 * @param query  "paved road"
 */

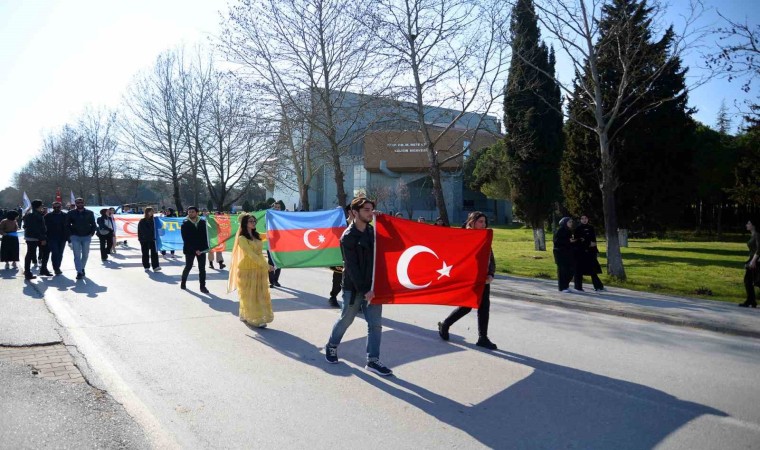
xmin=18 ymin=242 xmax=760 ymax=449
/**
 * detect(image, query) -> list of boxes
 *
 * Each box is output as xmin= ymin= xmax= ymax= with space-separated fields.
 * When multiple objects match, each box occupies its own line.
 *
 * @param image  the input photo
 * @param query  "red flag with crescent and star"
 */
xmin=372 ymin=214 xmax=493 ymax=308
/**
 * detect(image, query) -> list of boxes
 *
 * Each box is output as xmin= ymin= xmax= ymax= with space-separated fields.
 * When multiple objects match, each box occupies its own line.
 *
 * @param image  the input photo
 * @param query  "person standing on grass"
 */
xmin=437 ymin=211 xmax=498 ymax=350
xmin=553 ymin=216 xmax=577 ymax=293
xmin=43 ymin=201 xmax=68 ymax=275
xmin=0 ymin=210 xmax=20 ymax=270
xmin=180 ymin=206 xmax=209 ymax=293
xmin=573 ymin=215 xmax=605 ymax=292
xmin=138 ymin=207 xmax=160 ymax=272
xmin=739 ymin=219 xmax=760 ymax=308
xmin=66 ymin=198 xmax=97 ymax=279
xmin=22 ymin=200 xmax=48 ymax=279
xmin=325 ymin=197 xmax=393 ymax=377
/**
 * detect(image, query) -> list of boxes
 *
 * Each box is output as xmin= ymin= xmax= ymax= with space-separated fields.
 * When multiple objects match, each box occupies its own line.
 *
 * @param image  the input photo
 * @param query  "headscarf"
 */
xmin=558 ymin=217 xmax=571 ymax=228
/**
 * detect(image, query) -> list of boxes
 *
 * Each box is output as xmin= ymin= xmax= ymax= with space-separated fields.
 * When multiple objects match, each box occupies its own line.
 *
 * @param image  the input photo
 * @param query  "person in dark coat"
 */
xmin=96 ymin=209 xmax=114 ymax=262
xmin=739 ymin=218 xmax=760 ymax=308
xmin=22 ymin=199 xmax=48 ymax=279
xmin=138 ymin=207 xmax=160 ymax=272
xmin=267 ymin=202 xmax=283 ymax=287
xmin=553 ymin=216 xmax=576 ymax=293
xmin=43 ymin=201 xmax=68 ymax=275
xmin=573 ymin=215 xmax=605 ymax=292
xmin=180 ymin=206 xmax=209 ymax=293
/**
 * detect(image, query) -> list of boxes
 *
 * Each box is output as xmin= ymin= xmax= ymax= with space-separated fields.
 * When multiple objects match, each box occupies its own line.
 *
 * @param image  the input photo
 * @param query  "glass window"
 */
xmin=353 ymin=165 xmax=367 ymax=197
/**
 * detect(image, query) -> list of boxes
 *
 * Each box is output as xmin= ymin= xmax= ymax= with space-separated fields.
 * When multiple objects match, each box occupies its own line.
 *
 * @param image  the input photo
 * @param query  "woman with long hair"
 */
xmin=228 ymin=214 xmax=275 ymax=327
xmin=740 ymin=219 xmax=760 ymax=308
xmin=437 ymin=211 xmax=498 ymax=350
xmin=137 ymin=207 xmax=160 ymax=272
xmin=96 ymin=208 xmax=114 ymax=261
xmin=0 ymin=210 xmax=20 ymax=270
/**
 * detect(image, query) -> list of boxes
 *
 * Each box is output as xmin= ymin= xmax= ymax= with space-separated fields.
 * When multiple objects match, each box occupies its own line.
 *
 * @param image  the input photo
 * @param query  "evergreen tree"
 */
xmin=561 ymin=0 xmax=694 ymax=233
xmin=504 ymin=0 xmax=563 ymax=250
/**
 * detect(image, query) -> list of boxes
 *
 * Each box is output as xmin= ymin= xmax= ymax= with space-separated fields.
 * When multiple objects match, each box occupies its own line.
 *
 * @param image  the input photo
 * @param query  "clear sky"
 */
xmin=0 ymin=0 xmax=757 ymax=190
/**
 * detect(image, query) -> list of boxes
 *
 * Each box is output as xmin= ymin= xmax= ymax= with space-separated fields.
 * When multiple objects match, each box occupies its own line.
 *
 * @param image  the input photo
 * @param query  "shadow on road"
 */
xmin=246 ymin=331 xmax=352 ymax=377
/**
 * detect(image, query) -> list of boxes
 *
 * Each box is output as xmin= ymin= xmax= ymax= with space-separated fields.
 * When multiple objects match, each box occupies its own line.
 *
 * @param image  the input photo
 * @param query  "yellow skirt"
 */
xmin=237 ymin=267 xmax=273 ymax=326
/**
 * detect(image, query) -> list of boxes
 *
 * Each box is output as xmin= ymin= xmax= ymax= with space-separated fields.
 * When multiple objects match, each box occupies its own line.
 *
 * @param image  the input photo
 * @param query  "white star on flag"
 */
xmin=318 ymin=234 xmax=326 ymax=243
xmin=436 ymin=261 xmax=453 ymax=280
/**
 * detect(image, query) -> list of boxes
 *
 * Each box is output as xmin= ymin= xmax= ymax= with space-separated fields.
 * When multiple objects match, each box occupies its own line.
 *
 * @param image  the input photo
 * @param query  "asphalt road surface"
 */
xmin=27 ymin=242 xmax=760 ymax=449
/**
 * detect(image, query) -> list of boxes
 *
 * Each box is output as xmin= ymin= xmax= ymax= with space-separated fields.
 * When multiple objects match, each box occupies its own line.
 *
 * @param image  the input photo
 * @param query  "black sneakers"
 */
xmin=476 ymin=337 xmax=498 ymax=350
xmin=325 ymin=345 xmax=339 ymax=364
xmin=438 ymin=322 xmax=449 ymax=341
xmin=328 ymin=297 xmax=340 ymax=308
xmin=366 ymin=361 xmax=393 ymax=376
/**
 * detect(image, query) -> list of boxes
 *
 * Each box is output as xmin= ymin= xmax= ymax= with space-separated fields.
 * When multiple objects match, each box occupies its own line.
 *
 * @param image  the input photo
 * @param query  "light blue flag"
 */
xmin=156 ymin=217 xmax=186 ymax=251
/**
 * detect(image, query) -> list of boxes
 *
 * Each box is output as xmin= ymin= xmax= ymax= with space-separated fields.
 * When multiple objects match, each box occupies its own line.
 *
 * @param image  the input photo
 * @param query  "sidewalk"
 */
xmin=0 ymin=270 xmax=150 ymax=449
xmin=491 ymin=275 xmax=760 ymax=339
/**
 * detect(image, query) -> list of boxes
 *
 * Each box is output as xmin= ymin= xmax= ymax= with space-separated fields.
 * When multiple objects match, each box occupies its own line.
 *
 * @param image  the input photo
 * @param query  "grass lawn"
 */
xmin=491 ymin=226 xmax=751 ymax=304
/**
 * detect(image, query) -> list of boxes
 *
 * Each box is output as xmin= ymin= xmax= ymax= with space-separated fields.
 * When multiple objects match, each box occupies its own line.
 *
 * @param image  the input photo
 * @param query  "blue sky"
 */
xmin=0 ymin=0 xmax=757 ymax=189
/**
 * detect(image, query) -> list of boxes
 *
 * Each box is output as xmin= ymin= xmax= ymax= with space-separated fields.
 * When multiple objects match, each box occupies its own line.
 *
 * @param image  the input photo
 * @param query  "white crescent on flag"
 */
xmin=303 ymin=229 xmax=321 ymax=249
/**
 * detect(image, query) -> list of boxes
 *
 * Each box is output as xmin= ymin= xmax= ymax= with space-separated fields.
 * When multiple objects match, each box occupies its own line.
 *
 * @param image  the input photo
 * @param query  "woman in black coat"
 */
xmin=96 ymin=209 xmax=114 ymax=261
xmin=573 ymin=215 xmax=605 ymax=292
xmin=553 ymin=217 xmax=576 ymax=292
xmin=739 ymin=218 xmax=759 ymax=308
xmin=138 ymin=207 xmax=160 ymax=271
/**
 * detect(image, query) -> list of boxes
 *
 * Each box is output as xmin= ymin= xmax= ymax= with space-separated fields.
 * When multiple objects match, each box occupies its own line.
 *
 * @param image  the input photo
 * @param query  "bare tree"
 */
xmin=220 ymin=0 xmax=386 ymax=209
xmin=706 ymin=12 xmax=759 ymax=94
xmin=120 ymin=51 xmax=187 ymax=211
xmin=366 ymin=0 xmax=510 ymax=225
xmin=519 ymin=0 xmax=706 ymax=279
xmin=79 ymin=106 xmax=118 ymax=204
xmin=199 ymin=73 xmax=275 ymax=210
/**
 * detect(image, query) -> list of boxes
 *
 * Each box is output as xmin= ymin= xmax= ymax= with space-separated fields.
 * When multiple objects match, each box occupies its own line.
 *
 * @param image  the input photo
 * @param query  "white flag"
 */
xmin=22 ymin=191 xmax=31 ymax=213
xmin=70 ymin=190 xmax=76 ymax=205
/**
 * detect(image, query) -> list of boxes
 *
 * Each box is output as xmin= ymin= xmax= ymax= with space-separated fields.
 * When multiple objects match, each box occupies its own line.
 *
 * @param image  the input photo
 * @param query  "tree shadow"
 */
xmin=621 ymin=252 xmax=742 ymax=269
xmin=643 ymin=246 xmax=748 ymax=258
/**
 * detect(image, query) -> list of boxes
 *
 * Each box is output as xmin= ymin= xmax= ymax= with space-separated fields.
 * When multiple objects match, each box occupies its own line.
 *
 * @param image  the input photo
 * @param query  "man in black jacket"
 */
xmin=324 ymin=197 xmax=392 ymax=376
xmin=180 ymin=206 xmax=209 ymax=293
xmin=66 ymin=197 xmax=97 ymax=279
xmin=22 ymin=199 xmax=48 ymax=279
xmin=43 ymin=201 xmax=68 ymax=275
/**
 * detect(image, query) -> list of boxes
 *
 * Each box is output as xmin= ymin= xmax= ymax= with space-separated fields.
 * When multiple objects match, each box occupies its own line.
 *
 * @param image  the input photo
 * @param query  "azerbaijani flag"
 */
xmin=266 ymin=209 xmax=346 ymax=268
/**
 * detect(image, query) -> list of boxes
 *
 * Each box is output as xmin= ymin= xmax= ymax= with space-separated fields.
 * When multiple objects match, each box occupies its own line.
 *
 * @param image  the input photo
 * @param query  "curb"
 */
xmin=491 ymin=287 xmax=760 ymax=340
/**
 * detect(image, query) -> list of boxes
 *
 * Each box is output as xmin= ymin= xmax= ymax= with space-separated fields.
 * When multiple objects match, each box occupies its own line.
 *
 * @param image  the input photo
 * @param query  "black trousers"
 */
xmin=744 ymin=267 xmax=757 ymax=305
xmin=140 ymin=241 xmax=160 ymax=269
xmin=24 ymin=241 xmax=41 ymax=274
xmin=46 ymin=239 xmax=65 ymax=272
xmin=442 ymin=284 xmax=491 ymax=337
xmin=269 ymin=267 xmax=281 ymax=285
xmin=574 ymin=272 xmax=604 ymax=290
xmin=98 ymin=233 xmax=113 ymax=260
xmin=557 ymin=262 xmax=574 ymax=291
xmin=181 ymin=252 xmax=206 ymax=287
xmin=330 ymin=271 xmax=342 ymax=298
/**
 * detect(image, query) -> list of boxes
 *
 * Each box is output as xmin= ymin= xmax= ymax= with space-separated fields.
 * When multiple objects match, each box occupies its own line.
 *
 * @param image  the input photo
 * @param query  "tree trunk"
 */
xmin=172 ymin=178 xmax=183 ymax=213
xmin=598 ymin=136 xmax=626 ymax=280
xmin=331 ymin=151 xmax=347 ymax=208
xmin=618 ymin=229 xmax=629 ymax=247
xmin=427 ymin=146 xmax=450 ymax=226
xmin=717 ymin=201 xmax=723 ymax=238
xmin=533 ymin=227 xmax=546 ymax=251
xmin=300 ymin=184 xmax=310 ymax=211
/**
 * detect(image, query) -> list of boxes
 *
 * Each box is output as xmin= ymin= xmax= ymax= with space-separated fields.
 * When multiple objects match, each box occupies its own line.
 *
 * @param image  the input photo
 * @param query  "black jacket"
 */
xmin=44 ymin=211 xmax=68 ymax=241
xmin=552 ymin=226 xmax=574 ymax=267
xmin=66 ymin=208 xmax=96 ymax=237
xmin=138 ymin=218 xmax=155 ymax=242
xmin=340 ymin=223 xmax=374 ymax=295
xmin=181 ymin=218 xmax=209 ymax=255
xmin=22 ymin=211 xmax=47 ymax=241
xmin=97 ymin=216 xmax=114 ymax=237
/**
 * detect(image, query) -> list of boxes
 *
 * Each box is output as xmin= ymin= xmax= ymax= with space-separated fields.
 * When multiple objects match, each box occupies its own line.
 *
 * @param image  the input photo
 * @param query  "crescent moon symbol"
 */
xmin=303 ymin=229 xmax=320 ymax=249
xmin=396 ymin=245 xmax=438 ymax=290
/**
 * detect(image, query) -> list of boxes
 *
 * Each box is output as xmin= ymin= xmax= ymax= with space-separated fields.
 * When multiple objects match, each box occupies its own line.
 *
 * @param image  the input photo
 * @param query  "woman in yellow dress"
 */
xmin=227 ymin=214 xmax=274 ymax=328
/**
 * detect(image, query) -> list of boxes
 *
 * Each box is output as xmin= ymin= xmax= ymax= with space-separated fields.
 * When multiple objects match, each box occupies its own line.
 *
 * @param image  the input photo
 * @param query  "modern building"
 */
xmin=267 ymin=91 xmax=511 ymax=225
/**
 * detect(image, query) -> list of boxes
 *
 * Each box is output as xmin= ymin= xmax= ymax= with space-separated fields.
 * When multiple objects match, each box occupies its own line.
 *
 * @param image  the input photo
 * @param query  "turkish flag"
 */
xmin=372 ymin=214 xmax=493 ymax=308
xmin=55 ymin=187 xmax=62 ymax=203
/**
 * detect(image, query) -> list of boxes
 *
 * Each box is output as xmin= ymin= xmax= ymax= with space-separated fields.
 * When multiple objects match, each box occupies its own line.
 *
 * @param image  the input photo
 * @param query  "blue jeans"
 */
xmin=327 ymin=290 xmax=383 ymax=362
xmin=70 ymin=235 xmax=92 ymax=273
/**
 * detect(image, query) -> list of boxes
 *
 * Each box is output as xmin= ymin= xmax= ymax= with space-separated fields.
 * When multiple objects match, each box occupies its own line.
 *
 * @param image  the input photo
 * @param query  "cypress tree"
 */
xmin=504 ymin=0 xmax=563 ymax=250
xmin=562 ymin=0 xmax=694 ymax=233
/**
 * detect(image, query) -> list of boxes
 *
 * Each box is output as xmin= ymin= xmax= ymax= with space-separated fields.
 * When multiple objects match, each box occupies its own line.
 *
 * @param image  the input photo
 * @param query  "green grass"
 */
xmin=491 ymin=226 xmax=750 ymax=303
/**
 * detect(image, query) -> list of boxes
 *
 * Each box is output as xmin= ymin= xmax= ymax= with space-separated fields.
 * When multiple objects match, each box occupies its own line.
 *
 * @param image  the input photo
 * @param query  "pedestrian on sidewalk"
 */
xmin=739 ymin=218 xmax=760 ymax=308
xmin=22 ymin=199 xmax=48 ymax=279
xmin=437 ymin=211 xmax=498 ymax=350
xmin=573 ymin=215 xmax=605 ymax=292
xmin=228 ymin=213 xmax=274 ymax=328
xmin=66 ymin=197 xmax=97 ymax=280
xmin=180 ymin=206 xmax=209 ymax=293
xmin=43 ymin=201 xmax=68 ymax=275
xmin=553 ymin=216 xmax=577 ymax=293
xmin=138 ymin=207 xmax=160 ymax=272
xmin=97 ymin=209 xmax=114 ymax=262
xmin=0 ymin=210 xmax=20 ymax=270
xmin=325 ymin=197 xmax=393 ymax=376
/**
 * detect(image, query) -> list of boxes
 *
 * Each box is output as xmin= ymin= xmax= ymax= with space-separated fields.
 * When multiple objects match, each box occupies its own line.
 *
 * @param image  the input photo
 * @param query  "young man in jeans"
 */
xmin=65 ymin=198 xmax=96 ymax=279
xmin=325 ymin=197 xmax=392 ymax=376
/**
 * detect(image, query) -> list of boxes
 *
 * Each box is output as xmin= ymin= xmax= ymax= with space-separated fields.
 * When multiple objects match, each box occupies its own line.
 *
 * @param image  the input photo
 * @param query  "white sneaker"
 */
xmin=561 ymin=289 xmax=571 ymax=293
xmin=594 ymin=287 xmax=607 ymax=292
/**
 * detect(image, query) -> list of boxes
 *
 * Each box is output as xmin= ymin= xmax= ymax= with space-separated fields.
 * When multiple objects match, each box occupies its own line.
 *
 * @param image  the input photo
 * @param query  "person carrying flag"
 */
xmin=324 ymin=197 xmax=393 ymax=376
